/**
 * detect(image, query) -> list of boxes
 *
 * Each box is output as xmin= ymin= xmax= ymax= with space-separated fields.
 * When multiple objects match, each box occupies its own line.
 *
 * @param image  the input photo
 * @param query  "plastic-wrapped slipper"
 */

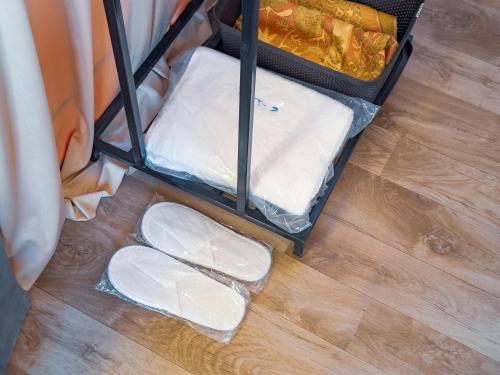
xmin=107 ymin=245 xmax=246 ymax=332
xmin=140 ymin=202 xmax=272 ymax=283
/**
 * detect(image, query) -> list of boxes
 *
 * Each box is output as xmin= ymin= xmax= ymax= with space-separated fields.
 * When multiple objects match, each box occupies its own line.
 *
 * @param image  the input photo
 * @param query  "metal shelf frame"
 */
xmin=93 ymin=0 xmax=363 ymax=256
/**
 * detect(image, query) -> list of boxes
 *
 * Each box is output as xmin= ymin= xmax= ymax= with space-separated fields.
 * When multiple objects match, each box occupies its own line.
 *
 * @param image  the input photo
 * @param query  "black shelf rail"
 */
xmin=93 ymin=0 xmax=363 ymax=256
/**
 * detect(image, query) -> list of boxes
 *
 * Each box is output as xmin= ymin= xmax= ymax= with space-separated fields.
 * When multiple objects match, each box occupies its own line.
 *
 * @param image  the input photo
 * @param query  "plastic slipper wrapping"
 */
xmin=134 ymin=197 xmax=273 ymax=293
xmin=96 ymin=242 xmax=250 ymax=343
xmin=145 ymin=47 xmax=379 ymax=234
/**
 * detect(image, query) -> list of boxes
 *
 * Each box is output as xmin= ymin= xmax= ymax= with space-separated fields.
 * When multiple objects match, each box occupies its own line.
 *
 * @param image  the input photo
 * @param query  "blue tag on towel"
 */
xmin=255 ymin=97 xmax=283 ymax=113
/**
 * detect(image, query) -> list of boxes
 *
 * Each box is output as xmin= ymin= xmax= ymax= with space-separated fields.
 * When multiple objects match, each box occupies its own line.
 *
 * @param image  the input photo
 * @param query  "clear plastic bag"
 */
xmin=144 ymin=47 xmax=379 ymax=233
xmin=95 ymin=238 xmax=250 ymax=343
xmin=134 ymin=195 xmax=273 ymax=293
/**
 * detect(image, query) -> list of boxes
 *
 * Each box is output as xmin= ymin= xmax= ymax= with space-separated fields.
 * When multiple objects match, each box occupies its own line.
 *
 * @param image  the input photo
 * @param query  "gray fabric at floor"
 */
xmin=0 ymin=239 xmax=30 ymax=370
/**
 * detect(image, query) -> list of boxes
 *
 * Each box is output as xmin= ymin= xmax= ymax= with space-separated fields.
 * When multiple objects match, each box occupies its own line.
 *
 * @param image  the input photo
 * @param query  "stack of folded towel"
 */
xmin=145 ymin=47 xmax=354 ymax=232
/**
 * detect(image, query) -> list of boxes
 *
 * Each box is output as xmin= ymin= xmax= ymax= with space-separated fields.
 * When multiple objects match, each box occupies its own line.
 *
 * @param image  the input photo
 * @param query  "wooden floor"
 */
xmin=8 ymin=0 xmax=500 ymax=373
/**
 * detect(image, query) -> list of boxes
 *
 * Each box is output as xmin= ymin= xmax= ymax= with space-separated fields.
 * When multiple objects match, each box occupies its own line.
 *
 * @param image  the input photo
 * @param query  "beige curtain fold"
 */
xmin=0 ymin=0 xmax=64 ymax=290
xmin=1 ymin=0 xmax=215 ymax=288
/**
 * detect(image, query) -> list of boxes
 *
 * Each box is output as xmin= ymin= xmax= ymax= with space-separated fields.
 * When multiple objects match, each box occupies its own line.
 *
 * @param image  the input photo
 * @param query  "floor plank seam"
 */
xmin=400 ymin=75 xmax=500 ymax=118
xmin=248 ymin=302 xmax=386 ymax=373
xmin=399 ymin=131 xmax=500 ymax=182
xmin=353 ymin=154 xmax=500 ymax=228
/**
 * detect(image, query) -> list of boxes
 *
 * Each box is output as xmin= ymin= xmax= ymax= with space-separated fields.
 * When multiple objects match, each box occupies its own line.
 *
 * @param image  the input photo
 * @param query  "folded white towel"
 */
xmin=107 ymin=245 xmax=246 ymax=332
xmin=141 ymin=202 xmax=272 ymax=283
xmin=146 ymin=47 xmax=353 ymax=222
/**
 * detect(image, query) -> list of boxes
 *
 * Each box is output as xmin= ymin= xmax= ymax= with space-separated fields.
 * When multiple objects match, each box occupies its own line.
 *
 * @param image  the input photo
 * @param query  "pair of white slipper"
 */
xmin=106 ymin=202 xmax=272 ymax=332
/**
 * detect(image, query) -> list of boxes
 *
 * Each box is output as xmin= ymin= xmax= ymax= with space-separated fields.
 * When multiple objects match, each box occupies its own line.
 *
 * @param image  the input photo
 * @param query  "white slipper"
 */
xmin=140 ymin=202 xmax=272 ymax=283
xmin=107 ymin=245 xmax=246 ymax=332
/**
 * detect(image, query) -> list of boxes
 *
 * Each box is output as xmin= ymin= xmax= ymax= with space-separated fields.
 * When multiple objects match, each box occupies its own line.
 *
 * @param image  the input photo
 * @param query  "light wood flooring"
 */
xmin=8 ymin=0 xmax=500 ymax=373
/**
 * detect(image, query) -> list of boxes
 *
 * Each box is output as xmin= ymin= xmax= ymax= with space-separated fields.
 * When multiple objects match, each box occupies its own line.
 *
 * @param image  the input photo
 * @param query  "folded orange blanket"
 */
xmin=235 ymin=0 xmax=399 ymax=81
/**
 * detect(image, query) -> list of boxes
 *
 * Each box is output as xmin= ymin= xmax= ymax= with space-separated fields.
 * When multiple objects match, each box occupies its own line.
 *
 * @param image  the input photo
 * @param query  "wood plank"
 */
xmin=244 ymin=305 xmax=385 ymax=375
xmin=303 ymin=211 xmax=500 ymax=360
xmin=347 ymin=302 xmax=500 ymax=375
xmin=10 ymin=320 xmax=106 ymax=375
xmin=389 ymin=76 xmax=500 ymax=140
xmin=323 ymin=164 xmax=500 ymax=298
xmin=382 ymin=136 xmax=500 ymax=229
xmin=10 ymin=287 xmax=191 ymax=375
xmin=414 ymin=0 xmax=500 ymax=66
xmin=403 ymin=37 xmax=500 ymax=116
xmin=379 ymin=76 xmax=500 ymax=179
xmin=254 ymin=252 xmax=369 ymax=350
xmin=407 ymin=0 xmax=500 ymax=114
xmin=349 ymin=122 xmax=403 ymax=176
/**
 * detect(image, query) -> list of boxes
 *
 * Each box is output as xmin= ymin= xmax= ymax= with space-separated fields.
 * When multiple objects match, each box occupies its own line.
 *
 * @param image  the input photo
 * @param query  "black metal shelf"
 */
xmin=92 ymin=0 xmax=400 ymax=256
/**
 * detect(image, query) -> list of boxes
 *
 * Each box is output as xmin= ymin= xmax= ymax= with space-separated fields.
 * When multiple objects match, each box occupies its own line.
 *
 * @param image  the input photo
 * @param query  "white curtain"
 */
xmin=0 ymin=0 xmax=215 ymax=289
xmin=0 ymin=0 xmax=64 ymax=290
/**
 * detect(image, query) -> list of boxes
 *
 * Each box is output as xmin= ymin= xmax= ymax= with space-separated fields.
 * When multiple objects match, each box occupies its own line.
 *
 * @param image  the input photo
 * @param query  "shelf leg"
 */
xmin=292 ymin=240 xmax=306 ymax=258
xmin=102 ymin=0 xmax=146 ymax=165
xmin=236 ymin=0 xmax=260 ymax=213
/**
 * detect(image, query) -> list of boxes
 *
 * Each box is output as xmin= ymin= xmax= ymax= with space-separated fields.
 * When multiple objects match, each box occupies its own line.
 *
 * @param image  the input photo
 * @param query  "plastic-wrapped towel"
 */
xmin=106 ymin=246 xmax=247 ymax=333
xmin=140 ymin=202 xmax=272 ymax=285
xmin=146 ymin=47 xmax=354 ymax=233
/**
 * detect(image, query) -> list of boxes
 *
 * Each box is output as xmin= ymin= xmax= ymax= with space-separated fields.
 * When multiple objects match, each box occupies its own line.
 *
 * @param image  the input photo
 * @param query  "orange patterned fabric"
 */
xmin=270 ymin=0 xmax=398 ymax=37
xmin=235 ymin=0 xmax=398 ymax=81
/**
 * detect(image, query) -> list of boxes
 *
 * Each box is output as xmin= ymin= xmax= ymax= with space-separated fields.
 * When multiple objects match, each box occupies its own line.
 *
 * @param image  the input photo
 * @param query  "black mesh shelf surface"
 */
xmin=211 ymin=0 xmax=424 ymax=103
